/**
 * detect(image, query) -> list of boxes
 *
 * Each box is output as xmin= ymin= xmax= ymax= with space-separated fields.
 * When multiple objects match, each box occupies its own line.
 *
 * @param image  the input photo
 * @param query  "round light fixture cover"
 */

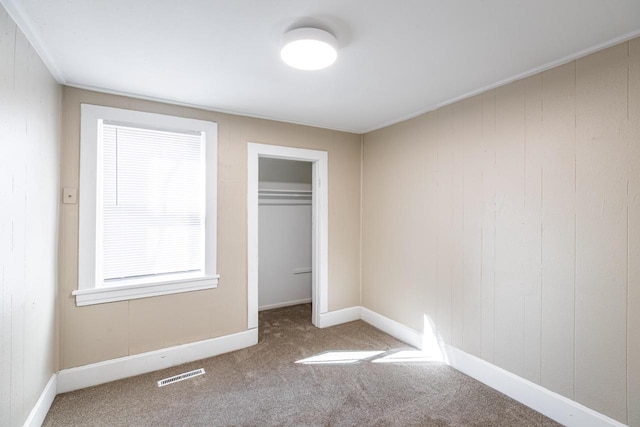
xmin=281 ymin=27 xmax=337 ymax=71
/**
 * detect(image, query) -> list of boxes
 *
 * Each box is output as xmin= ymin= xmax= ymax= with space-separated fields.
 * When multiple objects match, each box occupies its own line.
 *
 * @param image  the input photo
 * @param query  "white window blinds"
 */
xmin=101 ymin=122 xmax=205 ymax=283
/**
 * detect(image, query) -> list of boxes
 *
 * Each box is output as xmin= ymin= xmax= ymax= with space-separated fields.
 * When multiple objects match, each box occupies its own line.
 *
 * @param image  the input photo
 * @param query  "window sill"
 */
xmin=72 ymin=274 xmax=220 ymax=306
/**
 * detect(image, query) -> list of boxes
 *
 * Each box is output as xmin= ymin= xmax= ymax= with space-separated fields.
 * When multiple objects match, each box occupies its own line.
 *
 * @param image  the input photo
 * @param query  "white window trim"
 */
xmin=74 ymin=104 xmax=219 ymax=307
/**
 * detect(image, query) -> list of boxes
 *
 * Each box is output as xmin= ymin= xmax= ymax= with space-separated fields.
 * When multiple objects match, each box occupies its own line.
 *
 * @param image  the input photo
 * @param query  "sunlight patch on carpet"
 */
xmin=371 ymin=349 xmax=436 ymax=363
xmin=296 ymin=350 xmax=384 ymax=364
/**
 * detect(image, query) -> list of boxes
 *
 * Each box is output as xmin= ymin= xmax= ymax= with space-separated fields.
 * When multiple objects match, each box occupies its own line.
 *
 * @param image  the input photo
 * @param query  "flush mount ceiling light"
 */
xmin=281 ymin=27 xmax=338 ymax=71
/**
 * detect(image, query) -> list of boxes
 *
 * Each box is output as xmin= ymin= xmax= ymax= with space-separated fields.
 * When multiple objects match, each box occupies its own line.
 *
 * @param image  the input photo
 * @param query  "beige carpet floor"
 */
xmin=44 ymin=304 xmax=560 ymax=426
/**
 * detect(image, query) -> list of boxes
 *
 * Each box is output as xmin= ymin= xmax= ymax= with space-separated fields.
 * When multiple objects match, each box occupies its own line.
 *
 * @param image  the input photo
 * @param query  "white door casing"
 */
xmin=247 ymin=143 xmax=328 ymax=328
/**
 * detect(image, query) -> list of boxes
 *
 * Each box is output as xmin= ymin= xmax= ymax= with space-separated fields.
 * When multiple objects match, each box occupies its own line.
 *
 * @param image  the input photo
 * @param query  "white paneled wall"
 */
xmin=0 ymin=5 xmax=60 ymax=426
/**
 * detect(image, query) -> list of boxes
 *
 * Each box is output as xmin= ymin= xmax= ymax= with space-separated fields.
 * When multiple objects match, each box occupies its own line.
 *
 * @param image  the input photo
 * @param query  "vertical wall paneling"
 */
xmin=480 ymin=91 xmax=497 ymax=363
xmin=461 ymin=96 xmax=483 ymax=357
xmin=360 ymin=132 xmax=381 ymax=312
xmin=362 ymin=36 xmax=640 ymax=425
xmin=451 ymin=104 xmax=465 ymax=348
xmin=628 ymin=36 xmax=640 ymax=427
xmin=361 ymin=125 xmax=396 ymax=314
xmin=417 ymin=113 xmax=439 ymax=338
xmin=381 ymin=121 xmax=410 ymax=324
xmin=575 ymin=43 xmax=629 ymax=422
xmin=0 ymin=6 xmax=12 ymax=404
xmin=493 ymin=81 xmax=527 ymax=377
xmin=11 ymin=33 xmax=29 ymax=422
xmin=436 ymin=106 xmax=454 ymax=343
xmin=540 ymin=62 xmax=576 ymax=399
xmin=397 ymin=120 xmax=430 ymax=330
xmin=523 ymin=74 xmax=543 ymax=384
xmin=0 ymin=5 xmax=60 ymax=426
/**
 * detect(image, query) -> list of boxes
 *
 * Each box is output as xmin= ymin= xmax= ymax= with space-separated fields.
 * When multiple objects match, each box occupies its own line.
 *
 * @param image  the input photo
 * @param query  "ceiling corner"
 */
xmin=1 ymin=0 xmax=66 ymax=84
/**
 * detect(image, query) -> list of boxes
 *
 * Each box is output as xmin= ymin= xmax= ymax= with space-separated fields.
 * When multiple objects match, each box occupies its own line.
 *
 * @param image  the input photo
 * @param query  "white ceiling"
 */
xmin=4 ymin=0 xmax=640 ymax=133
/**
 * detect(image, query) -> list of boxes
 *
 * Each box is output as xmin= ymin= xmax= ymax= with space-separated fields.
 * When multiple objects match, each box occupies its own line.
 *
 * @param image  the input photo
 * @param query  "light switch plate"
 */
xmin=63 ymin=187 xmax=77 ymax=204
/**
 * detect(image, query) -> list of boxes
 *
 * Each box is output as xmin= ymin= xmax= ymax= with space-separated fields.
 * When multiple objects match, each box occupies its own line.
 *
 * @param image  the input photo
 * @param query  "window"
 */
xmin=74 ymin=104 xmax=218 ymax=306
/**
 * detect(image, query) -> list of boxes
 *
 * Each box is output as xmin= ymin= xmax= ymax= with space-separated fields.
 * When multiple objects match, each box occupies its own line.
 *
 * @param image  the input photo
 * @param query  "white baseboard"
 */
xmin=57 ymin=328 xmax=258 ymax=393
xmin=23 ymin=373 xmax=57 ymax=427
xmin=259 ymin=298 xmax=312 ymax=311
xmin=360 ymin=307 xmax=423 ymax=349
xmin=359 ymin=306 xmax=625 ymax=427
xmin=444 ymin=345 xmax=626 ymax=427
xmin=318 ymin=306 xmax=361 ymax=328
xmin=28 ymin=306 xmax=625 ymax=427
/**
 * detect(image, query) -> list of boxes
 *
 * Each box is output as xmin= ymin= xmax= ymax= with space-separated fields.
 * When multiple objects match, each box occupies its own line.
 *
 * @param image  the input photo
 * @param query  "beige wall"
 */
xmin=362 ymin=38 xmax=640 ymax=425
xmin=59 ymin=87 xmax=361 ymax=369
xmin=6 ymin=3 xmax=636 ymax=423
xmin=0 ymin=5 xmax=61 ymax=427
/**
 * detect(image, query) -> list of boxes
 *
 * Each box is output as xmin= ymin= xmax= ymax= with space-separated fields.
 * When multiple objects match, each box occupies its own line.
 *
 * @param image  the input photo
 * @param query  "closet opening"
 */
xmin=257 ymin=158 xmax=313 ymax=313
xmin=247 ymin=143 xmax=328 ymax=331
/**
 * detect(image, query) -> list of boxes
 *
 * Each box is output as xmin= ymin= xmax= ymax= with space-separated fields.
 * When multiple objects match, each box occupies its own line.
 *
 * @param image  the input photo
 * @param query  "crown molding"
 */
xmin=0 ymin=0 xmax=65 ymax=83
xmin=364 ymin=28 xmax=640 ymax=134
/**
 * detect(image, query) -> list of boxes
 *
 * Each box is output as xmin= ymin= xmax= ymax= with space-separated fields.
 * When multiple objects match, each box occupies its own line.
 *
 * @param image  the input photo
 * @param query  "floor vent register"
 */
xmin=157 ymin=368 xmax=206 ymax=387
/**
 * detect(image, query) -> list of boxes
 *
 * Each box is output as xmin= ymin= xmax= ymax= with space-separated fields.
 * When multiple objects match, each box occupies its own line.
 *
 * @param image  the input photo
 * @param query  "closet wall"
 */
xmin=258 ymin=158 xmax=312 ymax=310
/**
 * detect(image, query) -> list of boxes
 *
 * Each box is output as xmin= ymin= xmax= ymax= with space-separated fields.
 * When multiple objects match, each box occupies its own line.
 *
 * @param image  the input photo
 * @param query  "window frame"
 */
xmin=74 ymin=104 xmax=219 ymax=307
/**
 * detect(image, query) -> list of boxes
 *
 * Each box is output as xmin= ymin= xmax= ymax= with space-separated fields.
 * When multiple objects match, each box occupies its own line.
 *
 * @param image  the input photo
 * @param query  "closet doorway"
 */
xmin=258 ymin=158 xmax=312 ymax=311
xmin=247 ymin=143 xmax=328 ymax=330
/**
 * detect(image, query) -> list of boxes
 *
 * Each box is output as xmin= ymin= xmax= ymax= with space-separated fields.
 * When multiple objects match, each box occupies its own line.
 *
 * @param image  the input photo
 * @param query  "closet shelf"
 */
xmin=259 ymin=188 xmax=312 ymax=204
xmin=259 ymin=189 xmax=312 ymax=198
xmin=259 ymin=189 xmax=312 ymax=195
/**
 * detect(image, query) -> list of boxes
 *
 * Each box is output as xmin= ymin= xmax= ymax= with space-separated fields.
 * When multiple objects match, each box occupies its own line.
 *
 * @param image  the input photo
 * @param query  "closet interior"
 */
xmin=258 ymin=157 xmax=313 ymax=311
